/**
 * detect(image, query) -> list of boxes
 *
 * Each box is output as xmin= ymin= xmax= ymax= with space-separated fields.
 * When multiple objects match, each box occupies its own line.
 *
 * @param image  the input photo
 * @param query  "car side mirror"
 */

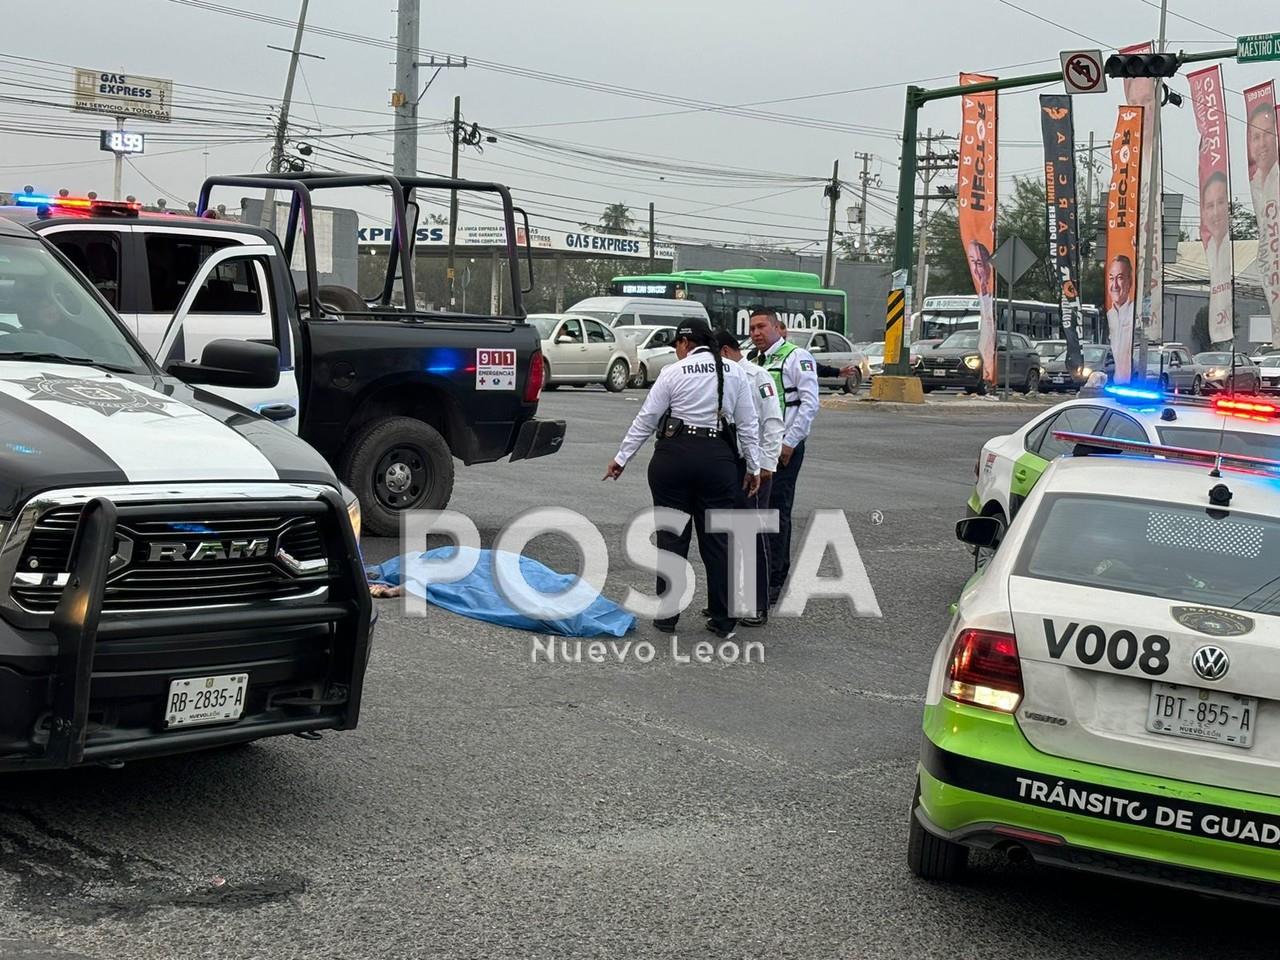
xmin=555 ymin=334 xmax=574 ymax=344
xmin=955 ymin=516 xmax=1003 ymax=549
xmin=166 ymin=338 xmax=280 ymax=389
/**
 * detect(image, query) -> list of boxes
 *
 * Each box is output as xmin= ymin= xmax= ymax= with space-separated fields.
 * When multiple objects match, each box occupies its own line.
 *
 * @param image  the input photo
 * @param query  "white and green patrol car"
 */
xmin=914 ymin=435 xmax=1280 ymax=901
xmin=968 ymin=385 xmax=1280 ymax=528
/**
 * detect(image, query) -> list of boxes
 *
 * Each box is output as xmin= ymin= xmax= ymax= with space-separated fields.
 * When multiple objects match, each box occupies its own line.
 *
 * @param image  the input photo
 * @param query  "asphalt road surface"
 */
xmin=0 ymin=389 xmax=1273 ymax=960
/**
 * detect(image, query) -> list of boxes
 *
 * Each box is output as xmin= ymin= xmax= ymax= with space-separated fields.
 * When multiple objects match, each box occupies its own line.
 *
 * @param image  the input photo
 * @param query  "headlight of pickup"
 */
xmin=963 ymin=355 xmax=981 ymax=370
xmin=339 ymin=483 xmax=362 ymax=540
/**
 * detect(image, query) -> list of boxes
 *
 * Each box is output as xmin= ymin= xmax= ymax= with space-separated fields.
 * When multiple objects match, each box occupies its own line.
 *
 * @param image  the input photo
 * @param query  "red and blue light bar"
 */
xmin=12 ymin=193 xmax=141 ymax=215
xmin=1213 ymin=396 xmax=1280 ymax=419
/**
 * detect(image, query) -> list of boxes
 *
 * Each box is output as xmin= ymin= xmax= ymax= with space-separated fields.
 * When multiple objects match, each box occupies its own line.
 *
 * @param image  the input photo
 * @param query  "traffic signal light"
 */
xmin=1104 ymin=53 xmax=1179 ymax=78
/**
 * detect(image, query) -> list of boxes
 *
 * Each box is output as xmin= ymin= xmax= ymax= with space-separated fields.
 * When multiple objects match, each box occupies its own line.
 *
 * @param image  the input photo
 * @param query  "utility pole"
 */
xmin=854 ymin=152 xmax=875 ymax=258
xmin=822 ymin=160 xmax=840 ymax=287
xmin=112 ymin=116 xmax=124 ymax=201
xmin=1083 ymin=130 xmax=1096 ymax=240
xmin=260 ymin=0 xmax=310 ymax=229
xmin=648 ymin=202 xmax=655 ymax=272
xmin=913 ymin=131 xmax=959 ymax=335
xmin=392 ymin=0 xmax=420 ymax=179
xmin=447 ymin=95 xmax=462 ymax=308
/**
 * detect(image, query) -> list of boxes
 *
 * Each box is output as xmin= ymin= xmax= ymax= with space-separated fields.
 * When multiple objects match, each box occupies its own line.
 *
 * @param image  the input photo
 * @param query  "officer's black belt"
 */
xmin=680 ymin=425 xmax=724 ymax=439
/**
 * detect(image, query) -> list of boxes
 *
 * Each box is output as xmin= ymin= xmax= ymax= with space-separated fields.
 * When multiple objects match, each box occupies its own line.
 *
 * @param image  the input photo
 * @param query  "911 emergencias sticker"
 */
xmin=476 ymin=349 xmax=516 ymax=390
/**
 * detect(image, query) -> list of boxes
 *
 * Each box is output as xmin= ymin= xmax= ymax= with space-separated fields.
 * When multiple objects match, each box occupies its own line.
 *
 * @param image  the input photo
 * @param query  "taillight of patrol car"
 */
xmin=524 ymin=349 xmax=545 ymax=402
xmin=945 ymin=628 xmax=1023 ymax=713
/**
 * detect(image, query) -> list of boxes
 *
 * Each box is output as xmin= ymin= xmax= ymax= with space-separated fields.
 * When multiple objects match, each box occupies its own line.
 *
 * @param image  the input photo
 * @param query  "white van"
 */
xmin=568 ymin=296 xmax=709 ymax=329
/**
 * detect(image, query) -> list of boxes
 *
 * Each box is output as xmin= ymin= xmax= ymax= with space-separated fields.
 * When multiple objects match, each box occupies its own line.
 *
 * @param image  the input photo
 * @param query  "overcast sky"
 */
xmin=2 ymin=0 xmax=1278 ymax=251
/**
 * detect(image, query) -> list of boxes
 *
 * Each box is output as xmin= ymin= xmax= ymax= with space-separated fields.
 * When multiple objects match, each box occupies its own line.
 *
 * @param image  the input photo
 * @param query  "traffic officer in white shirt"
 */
xmin=604 ymin=318 xmax=760 ymax=638
xmin=746 ymin=306 xmax=820 ymax=608
xmin=715 ymin=328 xmax=783 ymax=626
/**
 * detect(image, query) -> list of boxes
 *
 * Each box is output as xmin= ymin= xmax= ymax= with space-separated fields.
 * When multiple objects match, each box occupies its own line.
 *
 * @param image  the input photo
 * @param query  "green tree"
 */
xmin=1191 ymin=305 xmax=1210 ymax=353
xmin=837 ymin=225 xmax=897 ymax=262
xmin=1231 ymin=200 xmax=1258 ymax=240
xmin=587 ymin=203 xmax=634 ymax=237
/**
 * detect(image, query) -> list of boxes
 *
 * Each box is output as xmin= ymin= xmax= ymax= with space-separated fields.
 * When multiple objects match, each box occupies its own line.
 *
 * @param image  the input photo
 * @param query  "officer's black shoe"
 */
xmin=741 ymin=614 xmax=768 ymax=628
xmin=700 ymin=606 xmax=711 ymax=617
xmin=705 ymin=618 xmax=737 ymax=640
xmin=653 ymin=617 xmax=679 ymax=633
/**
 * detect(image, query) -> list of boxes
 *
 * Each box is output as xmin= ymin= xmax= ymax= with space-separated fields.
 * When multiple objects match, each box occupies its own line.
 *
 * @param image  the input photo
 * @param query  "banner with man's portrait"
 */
xmin=1120 ymin=42 xmax=1162 ymax=340
xmin=958 ymin=73 xmax=998 ymax=384
xmin=1245 ymin=81 xmax=1280 ymax=344
xmin=1190 ymin=64 xmax=1235 ymax=345
xmin=1107 ymin=105 xmax=1144 ymax=384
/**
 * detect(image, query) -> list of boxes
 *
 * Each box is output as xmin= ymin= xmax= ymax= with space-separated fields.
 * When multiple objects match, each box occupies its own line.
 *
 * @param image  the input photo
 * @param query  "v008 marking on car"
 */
xmin=1043 ymin=619 xmax=1171 ymax=676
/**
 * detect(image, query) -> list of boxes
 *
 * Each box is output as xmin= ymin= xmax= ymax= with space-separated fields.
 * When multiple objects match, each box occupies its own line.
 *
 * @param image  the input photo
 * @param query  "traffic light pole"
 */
xmin=876 ymin=46 xmax=1236 ymax=396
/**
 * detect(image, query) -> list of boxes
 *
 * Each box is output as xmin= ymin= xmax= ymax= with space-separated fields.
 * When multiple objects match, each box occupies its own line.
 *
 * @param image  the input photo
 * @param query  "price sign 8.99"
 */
xmin=99 ymin=130 xmax=145 ymax=154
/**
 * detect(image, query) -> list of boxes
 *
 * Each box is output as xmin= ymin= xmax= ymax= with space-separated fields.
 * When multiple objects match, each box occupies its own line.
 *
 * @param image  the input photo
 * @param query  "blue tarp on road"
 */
xmin=366 ymin=546 xmax=636 ymax=638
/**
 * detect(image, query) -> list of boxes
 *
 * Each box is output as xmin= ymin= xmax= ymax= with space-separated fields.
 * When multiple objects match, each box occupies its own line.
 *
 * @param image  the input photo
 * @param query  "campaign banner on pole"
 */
xmin=1189 ymin=64 xmax=1235 ymax=345
xmin=1107 ymin=105 xmax=1144 ymax=384
xmin=1245 ymin=81 xmax=1280 ymax=344
xmin=1039 ymin=94 xmax=1085 ymax=376
xmin=958 ymin=73 xmax=998 ymax=384
xmin=1121 ymin=42 xmax=1163 ymax=340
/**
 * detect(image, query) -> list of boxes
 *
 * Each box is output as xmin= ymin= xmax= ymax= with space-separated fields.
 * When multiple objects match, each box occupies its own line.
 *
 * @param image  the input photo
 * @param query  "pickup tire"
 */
xmin=341 ymin=417 xmax=454 ymax=537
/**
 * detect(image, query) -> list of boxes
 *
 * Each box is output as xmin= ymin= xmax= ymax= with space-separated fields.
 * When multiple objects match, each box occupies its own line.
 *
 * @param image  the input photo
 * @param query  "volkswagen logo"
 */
xmin=1192 ymin=645 xmax=1230 ymax=682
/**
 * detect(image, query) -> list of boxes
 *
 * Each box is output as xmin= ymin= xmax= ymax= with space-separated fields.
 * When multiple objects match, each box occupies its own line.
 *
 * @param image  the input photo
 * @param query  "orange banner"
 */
xmin=1106 ymin=105 xmax=1144 ymax=384
xmin=958 ymin=73 xmax=998 ymax=384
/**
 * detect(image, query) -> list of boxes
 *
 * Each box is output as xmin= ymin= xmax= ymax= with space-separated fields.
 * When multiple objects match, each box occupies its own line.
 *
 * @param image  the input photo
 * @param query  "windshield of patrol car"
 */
xmin=0 ymin=237 xmax=148 ymax=373
xmin=1020 ymin=494 xmax=1280 ymax=615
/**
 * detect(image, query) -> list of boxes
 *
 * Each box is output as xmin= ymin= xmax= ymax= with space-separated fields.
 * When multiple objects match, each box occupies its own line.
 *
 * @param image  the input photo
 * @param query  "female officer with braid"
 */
xmin=604 ymin=318 xmax=760 ymax=638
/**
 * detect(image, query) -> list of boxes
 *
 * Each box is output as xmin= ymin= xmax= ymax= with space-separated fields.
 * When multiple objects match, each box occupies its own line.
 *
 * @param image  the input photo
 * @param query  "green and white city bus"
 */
xmin=610 ymin=269 xmax=847 ymax=336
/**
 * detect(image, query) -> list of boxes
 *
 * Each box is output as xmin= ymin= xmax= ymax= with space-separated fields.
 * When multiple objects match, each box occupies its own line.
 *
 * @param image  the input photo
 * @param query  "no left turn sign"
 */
xmin=1060 ymin=50 xmax=1108 ymax=94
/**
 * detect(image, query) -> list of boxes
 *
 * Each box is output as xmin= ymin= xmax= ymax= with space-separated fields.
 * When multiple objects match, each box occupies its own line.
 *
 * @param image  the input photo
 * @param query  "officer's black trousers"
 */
xmin=647 ymin=433 xmax=740 ymax=630
xmin=766 ymin=439 xmax=806 ymax=605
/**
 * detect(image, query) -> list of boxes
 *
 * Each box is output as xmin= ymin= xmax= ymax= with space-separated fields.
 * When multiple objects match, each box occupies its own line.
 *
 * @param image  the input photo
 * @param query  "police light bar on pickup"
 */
xmin=1052 ymin=430 xmax=1280 ymax=476
xmin=13 ymin=193 xmax=141 ymax=217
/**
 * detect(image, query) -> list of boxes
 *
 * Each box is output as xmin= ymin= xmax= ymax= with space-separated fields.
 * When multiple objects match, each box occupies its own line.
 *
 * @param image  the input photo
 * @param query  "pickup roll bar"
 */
xmin=287 ymin=172 xmax=527 ymax=316
xmin=196 ymin=176 xmax=325 ymax=319
xmin=198 ymin=171 xmax=530 ymax=318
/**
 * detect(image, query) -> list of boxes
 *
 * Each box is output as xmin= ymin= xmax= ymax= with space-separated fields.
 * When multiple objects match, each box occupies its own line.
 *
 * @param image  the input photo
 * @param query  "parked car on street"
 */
xmin=528 ymin=313 xmax=636 ymax=392
xmin=785 ymin=328 xmax=870 ymax=393
xmin=1033 ymin=339 xmax=1066 ymax=366
xmin=1258 ymin=353 xmax=1280 ymax=393
xmin=1040 ymin=344 xmax=1117 ymax=392
xmin=1194 ymin=351 xmax=1262 ymax=394
xmin=917 ymin=330 xmax=1041 ymax=394
xmin=617 ymin=324 xmax=678 ymax=387
xmin=1141 ymin=345 xmax=1201 ymax=393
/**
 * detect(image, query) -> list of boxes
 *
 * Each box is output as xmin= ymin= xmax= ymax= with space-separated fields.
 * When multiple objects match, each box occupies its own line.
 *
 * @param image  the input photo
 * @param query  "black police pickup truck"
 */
xmin=13 ymin=172 xmax=564 ymax=536
xmin=0 ymin=216 xmax=371 ymax=769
